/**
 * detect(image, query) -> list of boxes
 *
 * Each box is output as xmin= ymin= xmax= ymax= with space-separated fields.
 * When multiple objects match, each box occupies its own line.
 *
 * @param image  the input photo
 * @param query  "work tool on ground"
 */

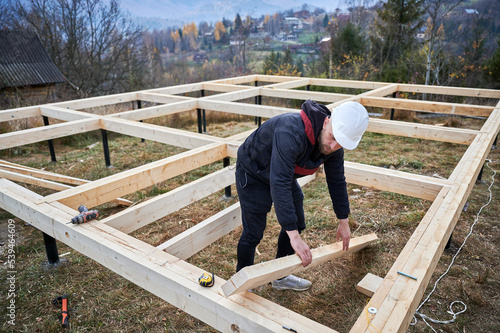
xmin=52 ymin=294 xmax=69 ymax=327
xmin=67 ymin=205 xmax=99 ymax=224
xmin=198 ymin=272 xmax=214 ymax=287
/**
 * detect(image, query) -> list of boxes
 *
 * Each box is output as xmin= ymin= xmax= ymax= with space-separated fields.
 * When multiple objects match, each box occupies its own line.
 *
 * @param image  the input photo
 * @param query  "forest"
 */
xmin=0 ymin=0 xmax=499 ymax=106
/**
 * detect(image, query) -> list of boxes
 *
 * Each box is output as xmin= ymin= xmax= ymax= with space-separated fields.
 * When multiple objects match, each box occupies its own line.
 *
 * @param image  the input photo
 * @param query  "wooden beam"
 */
xmin=101 ymin=166 xmax=235 ymax=234
xmin=210 ymin=74 xmax=258 ymax=85
xmin=202 ymin=82 xmax=253 ymax=93
xmin=146 ymin=82 xmax=203 ymax=95
xmin=40 ymin=105 xmax=99 ymax=121
xmin=54 ymin=92 xmax=137 ymax=110
xmin=260 ymin=87 xmax=351 ymax=103
xmin=398 ymin=83 xmax=500 ymax=99
xmin=0 ymin=118 xmax=101 ymax=150
xmin=344 ymin=161 xmax=451 ymax=201
xmin=108 ymin=99 xmax=198 ymax=121
xmin=0 ymin=178 xmax=338 ymax=333
xmin=157 ymin=202 xmax=241 ymax=258
xmin=0 ymin=106 xmax=40 ymax=122
xmin=222 ymin=233 xmax=378 ymax=296
xmin=136 ymin=92 xmax=194 ymax=104
xmin=368 ymin=118 xmax=479 ymax=144
xmin=202 ymin=87 xmax=258 ymax=102
xmin=264 ymin=78 xmax=311 ymax=89
xmin=309 ymin=78 xmax=390 ymax=90
xmin=356 ymin=273 xmax=383 ymax=297
xmin=0 ymin=168 xmax=71 ymax=191
xmin=361 ymin=96 xmax=493 ymax=117
xmin=101 ymin=117 xmax=222 ymax=149
xmin=198 ymin=99 xmax=298 ymax=118
xmin=40 ymin=143 xmax=227 ymax=208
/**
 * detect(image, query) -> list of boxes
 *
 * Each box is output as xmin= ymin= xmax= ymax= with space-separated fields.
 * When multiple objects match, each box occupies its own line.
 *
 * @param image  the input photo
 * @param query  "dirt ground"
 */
xmin=0 ymin=115 xmax=499 ymax=333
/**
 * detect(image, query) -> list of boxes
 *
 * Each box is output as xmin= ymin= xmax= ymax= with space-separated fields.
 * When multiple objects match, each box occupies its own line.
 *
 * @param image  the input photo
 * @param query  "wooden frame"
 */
xmin=1 ymin=75 xmax=499 ymax=332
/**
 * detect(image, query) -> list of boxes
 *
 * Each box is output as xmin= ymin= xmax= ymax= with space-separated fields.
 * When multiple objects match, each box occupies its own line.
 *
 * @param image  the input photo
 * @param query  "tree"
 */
xmin=13 ymin=0 xmax=145 ymax=96
xmin=371 ymin=0 xmax=425 ymax=79
xmin=214 ymin=21 xmax=227 ymax=42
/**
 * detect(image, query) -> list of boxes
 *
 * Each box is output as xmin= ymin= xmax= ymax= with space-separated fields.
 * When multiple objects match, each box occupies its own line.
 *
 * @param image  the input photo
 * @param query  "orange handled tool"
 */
xmin=61 ymin=295 xmax=69 ymax=327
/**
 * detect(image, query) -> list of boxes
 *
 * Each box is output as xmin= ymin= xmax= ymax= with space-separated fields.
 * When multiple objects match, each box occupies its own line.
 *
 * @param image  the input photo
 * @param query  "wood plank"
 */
xmin=40 ymin=105 xmax=99 ymax=121
xmin=0 ymin=106 xmax=40 ymax=122
xmin=0 ymin=162 xmax=132 ymax=206
xmin=203 ymin=82 xmax=253 ymax=93
xmin=101 ymin=117 xmax=222 ymax=149
xmin=222 ymin=233 xmax=378 ymax=296
xmin=210 ymin=74 xmax=258 ymax=85
xmin=136 ymin=92 xmax=193 ymax=104
xmin=54 ymin=92 xmax=137 ymax=110
xmin=356 ymin=273 xmax=383 ymax=297
xmin=398 ymin=83 xmax=500 ymax=98
xmin=343 ymin=161 xmax=450 ymax=201
xmin=0 ymin=118 xmax=101 ymax=150
xmin=309 ymin=78 xmax=390 ymax=90
xmin=361 ymin=96 xmax=493 ymax=117
xmin=40 ymin=143 xmax=227 ymax=208
xmin=146 ymin=82 xmax=203 ymax=95
xmin=264 ymin=78 xmax=311 ymax=89
xmin=202 ymin=87 xmax=258 ymax=102
xmin=157 ymin=202 xmax=241 ymax=258
xmin=108 ymin=99 xmax=198 ymax=121
xmin=368 ymin=118 xmax=478 ymax=144
xmin=101 ymin=166 xmax=235 ymax=233
xmin=198 ymin=99 xmax=298 ymax=118
xmin=0 ymin=178 xmax=337 ymax=333
xmin=261 ymin=87 xmax=351 ymax=103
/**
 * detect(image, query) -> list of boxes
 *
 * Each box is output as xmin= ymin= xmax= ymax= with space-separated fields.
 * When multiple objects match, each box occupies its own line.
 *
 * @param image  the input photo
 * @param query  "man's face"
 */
xmin=318 ymin=116 xmax=343 ymax=155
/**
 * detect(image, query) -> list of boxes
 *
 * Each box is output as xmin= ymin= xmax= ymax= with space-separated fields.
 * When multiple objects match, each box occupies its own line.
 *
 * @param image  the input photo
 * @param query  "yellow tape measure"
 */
xmin=198 ymin=272 xmax=214 ymax=287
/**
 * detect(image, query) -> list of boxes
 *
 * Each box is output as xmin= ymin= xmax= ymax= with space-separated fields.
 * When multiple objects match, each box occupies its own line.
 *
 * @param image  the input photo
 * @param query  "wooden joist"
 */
xmin=222 ymin=233 xmax=378 ymax=296
xmin=0 ymin=106 xmax=40 ymax=122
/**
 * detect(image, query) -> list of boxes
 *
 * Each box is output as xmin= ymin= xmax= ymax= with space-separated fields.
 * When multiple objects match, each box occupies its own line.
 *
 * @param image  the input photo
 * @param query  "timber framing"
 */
xmin=0 ymin=75 xmax=499 ymax=332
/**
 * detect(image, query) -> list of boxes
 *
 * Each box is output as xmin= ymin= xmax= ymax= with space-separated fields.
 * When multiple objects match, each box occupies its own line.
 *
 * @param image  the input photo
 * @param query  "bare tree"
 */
xmin=12 ymin=0 xmax=145 ymax=96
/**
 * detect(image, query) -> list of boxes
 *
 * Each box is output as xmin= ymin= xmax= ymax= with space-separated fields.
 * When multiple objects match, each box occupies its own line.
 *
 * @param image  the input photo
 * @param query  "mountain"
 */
xmin=119 ymin=0 xmax=349 ymax=29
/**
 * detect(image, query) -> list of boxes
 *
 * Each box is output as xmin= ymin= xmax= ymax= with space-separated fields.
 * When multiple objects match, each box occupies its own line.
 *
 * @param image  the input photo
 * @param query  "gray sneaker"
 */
xmin=271 ymin=275 xmax=312 ymax=291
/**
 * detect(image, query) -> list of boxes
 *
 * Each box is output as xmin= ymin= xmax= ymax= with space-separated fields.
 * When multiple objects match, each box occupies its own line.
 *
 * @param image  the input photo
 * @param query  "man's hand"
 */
xmin=336 ymin=218 xmax=351 ymax=251
xmin=286 ymin=230 xmax=312 ymax=267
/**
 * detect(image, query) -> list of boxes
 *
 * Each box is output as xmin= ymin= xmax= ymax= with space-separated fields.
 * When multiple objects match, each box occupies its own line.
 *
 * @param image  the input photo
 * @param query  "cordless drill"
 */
xmin=67 ymin=205 xmax=99 ymax=224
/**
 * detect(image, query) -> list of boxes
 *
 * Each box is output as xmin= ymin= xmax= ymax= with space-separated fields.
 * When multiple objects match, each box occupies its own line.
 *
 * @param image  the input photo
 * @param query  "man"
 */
xmin=235 ymin=99 xmax=369 ymax=291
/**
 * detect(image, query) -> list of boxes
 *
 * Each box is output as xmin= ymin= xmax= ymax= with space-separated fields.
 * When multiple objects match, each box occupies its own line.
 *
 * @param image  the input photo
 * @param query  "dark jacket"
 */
xmin=237 ymin=100 xmax=350 ymax=231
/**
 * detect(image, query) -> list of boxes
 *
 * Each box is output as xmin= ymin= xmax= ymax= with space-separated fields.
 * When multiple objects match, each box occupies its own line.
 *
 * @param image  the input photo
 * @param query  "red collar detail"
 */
xmin=300 ymin=110 xmax=315 ymax=145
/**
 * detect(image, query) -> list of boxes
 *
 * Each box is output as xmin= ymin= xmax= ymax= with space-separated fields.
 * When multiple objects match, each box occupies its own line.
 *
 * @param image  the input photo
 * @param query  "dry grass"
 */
xmin=0 ymin=114 xmax=499 ymax=333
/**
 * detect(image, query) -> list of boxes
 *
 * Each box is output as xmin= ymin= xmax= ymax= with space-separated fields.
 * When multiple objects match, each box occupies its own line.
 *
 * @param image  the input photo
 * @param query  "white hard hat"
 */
xmin=331 ymin=101 xmax=369 ymax=150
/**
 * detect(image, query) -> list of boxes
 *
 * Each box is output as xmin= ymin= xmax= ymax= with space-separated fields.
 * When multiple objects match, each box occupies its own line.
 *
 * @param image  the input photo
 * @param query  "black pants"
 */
xmin=235 ymin=165 xmax=305 ymax=272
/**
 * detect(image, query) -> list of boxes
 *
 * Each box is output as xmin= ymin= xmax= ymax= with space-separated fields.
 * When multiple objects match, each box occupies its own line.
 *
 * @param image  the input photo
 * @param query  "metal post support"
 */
xmin=201 ymin=90 xmax=207 ymax=133
xmin=101 ymin=129 xmax=112 ymax=168
xmin=137 ymin=101 xmax=145 ymax=143
xmin=42 ymin=116 xmax=57 ymax=162
xmin=306 ymin=85 xmax=310 ymax=91
xmin=390 ymin=92 xmax=397 ymax=120
xmin=43 ymin=232 xmax=60 ymax=265
xmin=223 ymin=157 xmax=231 ymax=198
xmin=254 ymin=81 xmax=259 ymax=125
xmin=197 ymin=109 xmax=203 ymax=134
xmin=477 ymin=165 xmax=484 ymax=182
xmin=257 ymin=94 xmax=262 ymax=127
xmin=493 ymin=134 xmax=498 ymax=149
xmin=445 ymin=232 xmax=453 ymax=249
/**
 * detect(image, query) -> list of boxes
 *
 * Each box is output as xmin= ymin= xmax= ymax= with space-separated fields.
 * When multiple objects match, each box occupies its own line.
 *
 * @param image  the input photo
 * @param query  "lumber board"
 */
xmin=260 ymin=87 xmax=351 ymax=103
xmin=101 ymin=117 xmax=222 ymax=149
xmin=356 ymin=273 xmax=383 ymax=297
xmin=40 ymin=143 xmax=227 ymax=208
xmin=0 ymin=168 xmax=71 ymax=191
xmin=361 ymin=96 xmax=493 ymax=117
xmin=101 ymin=166 xmax=235 ymax=233
xmin=265 ymin=78 xmax=311 ymax=89
xmin=344 ymin=161 xmax=450 ymax=201
xmin=108 ymin=99 xmax=198 ymax=121
xmin=136 ymin=92 xmax=194 ymax=104
xmin=309 ymin=78 xmax=390 ymax=90
xmin=0 ymin=178 xmax=337 ymax=333
xmin=398 ymin=83 xmax=500 ymax=99
xmin=0 ymin=106 xmax=40 ymax=122
xmin=202 ymin=86 xmax=259 ymax=102
xmin=54 ymin=92 xmax=137 ymax=110
xmin=368 ymin=118 xmax=478 ymax=144
xmin=40 ymin=105 xmax=99 ymax=121
xmin=0 ymin=118 xmax=101 ymax=150
xmin=198 ymin=99 xmax=298 ymax=118
xmin=211 ymin=74 xmax=258 ymax=85
xmin=202 ymin=82 xmax=253 ymax=93
xmin=222 ymin=233 xmax=378 ymax=296
xmin=157 ymin=202 xmax=241 ymax=258
xmin=146 ymin=82 xmax=203 ymax=95
xmin=256 ymin=74 xmax=303 ymax=83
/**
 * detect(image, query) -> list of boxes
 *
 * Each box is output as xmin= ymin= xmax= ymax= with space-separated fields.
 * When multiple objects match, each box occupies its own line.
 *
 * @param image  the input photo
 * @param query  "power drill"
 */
xmin=67 ymin=205 xmax=99 ymax=224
